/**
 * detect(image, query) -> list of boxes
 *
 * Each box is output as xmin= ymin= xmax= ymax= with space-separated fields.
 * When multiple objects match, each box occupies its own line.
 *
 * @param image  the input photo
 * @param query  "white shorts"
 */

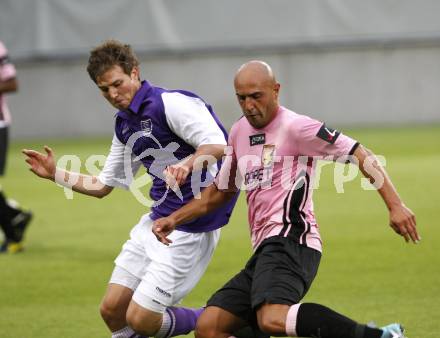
xmin=109 ymin=213 xmax=220 ymax=313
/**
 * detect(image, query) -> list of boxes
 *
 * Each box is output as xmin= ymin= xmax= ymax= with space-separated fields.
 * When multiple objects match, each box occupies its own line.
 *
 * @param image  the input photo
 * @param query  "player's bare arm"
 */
xmin=353 ymin=144 xmax=420 ymax=243
xmin=153 ymin=183 xmax=235 ymax=245
xmin=23 ymin=146 xmax=113 ymax=198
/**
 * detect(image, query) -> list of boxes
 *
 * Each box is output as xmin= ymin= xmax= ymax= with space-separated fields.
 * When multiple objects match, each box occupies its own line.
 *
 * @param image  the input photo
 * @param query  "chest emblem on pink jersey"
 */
xmin=262 ymin=144 xmax=276 ymax=167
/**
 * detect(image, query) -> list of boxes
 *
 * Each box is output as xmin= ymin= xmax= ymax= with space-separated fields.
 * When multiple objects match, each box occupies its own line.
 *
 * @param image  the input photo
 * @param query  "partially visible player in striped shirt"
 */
xmin=153 ymin=61 xmax=419 ymax=338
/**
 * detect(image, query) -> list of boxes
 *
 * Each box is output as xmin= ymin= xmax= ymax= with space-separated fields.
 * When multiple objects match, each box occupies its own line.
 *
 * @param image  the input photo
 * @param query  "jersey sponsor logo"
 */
xmin=156 ymin=286 xmax=171 ymax=298
xmin=261 ymin=144 xmax=275 ymax=167
xmin=316 ymin=123 xmax=340 ymax=144
xmin=244 ymin=168 xmax=264 ymax=186
xmin=140 ymin=119 xmax=153 ymax=136
xmin=249 ymin=133 xmax=265 ymax=146
xmin=244 ymin=166 xmax=274 ymax=189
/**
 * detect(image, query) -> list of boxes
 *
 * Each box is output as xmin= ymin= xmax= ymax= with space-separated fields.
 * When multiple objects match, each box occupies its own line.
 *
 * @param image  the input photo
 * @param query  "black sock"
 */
xmin=0 ymin=191 xmax=21 ymax=219
xmin=296 ymin=303 xmax=382 ymax=338
xmin=0 ymin=191 xmax=21 ymax=241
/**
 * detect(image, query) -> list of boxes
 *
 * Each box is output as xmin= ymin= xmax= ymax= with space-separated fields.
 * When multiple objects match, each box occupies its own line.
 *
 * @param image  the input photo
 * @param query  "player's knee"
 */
xmin=126 ymin=309 xmax=162 ymax=336
xmin=257 ymin=311 xmax=284 ymax=335
xmin=195 ymin=317 xmax=216 ymax=338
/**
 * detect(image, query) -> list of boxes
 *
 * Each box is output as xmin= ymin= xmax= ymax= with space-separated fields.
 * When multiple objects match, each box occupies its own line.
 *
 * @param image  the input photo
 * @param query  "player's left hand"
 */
xmin=389 ymin=204 xmax=420 ymax=243
xmin=153 ymin=217 xmax=177 ymax=246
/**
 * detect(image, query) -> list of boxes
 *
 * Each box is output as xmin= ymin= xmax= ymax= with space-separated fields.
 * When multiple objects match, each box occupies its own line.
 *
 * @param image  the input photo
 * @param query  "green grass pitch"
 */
xmin=0 ymin=126 xmax=439 ymax=337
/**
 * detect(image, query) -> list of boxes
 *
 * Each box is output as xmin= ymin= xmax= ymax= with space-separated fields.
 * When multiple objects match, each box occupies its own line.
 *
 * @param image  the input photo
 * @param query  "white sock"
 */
xmin=154 ymin=309 xmax=173 ymax=338
xmin=112 ymin=326 xmax=136 ymax=338
xmin=285 ymin=303 xmax=301 ymax=336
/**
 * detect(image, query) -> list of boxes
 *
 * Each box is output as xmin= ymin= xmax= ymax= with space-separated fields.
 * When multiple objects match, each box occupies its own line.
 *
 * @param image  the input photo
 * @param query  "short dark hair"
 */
xmin=87 ymin=39 xmax=139 ymax=83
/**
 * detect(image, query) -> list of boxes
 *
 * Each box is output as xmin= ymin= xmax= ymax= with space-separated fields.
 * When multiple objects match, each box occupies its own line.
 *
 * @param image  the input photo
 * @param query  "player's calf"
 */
xmin=100 ymin=301 xmax=129 ymax=332
xmin=196 ymin=306 xmax=253 ymax=338
xmin=100 ymin=284 xmax=134 ymax=332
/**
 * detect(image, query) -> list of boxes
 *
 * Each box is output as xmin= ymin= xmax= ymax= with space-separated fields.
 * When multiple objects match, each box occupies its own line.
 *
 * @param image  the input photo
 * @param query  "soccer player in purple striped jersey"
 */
xmin=153 ymin=61 xmax=419 ymax=338
xmin=23 ymin=40 xmax=239 ymax=338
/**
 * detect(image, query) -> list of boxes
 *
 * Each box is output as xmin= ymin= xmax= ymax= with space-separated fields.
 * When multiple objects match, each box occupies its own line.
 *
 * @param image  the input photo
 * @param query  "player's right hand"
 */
xmin=22 ymin=146 xmax=56 ymax=180
xmin=163 ymin=163 xmax=190 ymax=190
xmin=153 ymin=217 xmax=177 ymax=246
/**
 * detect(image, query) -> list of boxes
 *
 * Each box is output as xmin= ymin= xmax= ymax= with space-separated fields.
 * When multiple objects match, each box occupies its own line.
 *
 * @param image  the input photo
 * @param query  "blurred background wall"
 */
xmin=1 ymin=0 xmax=439 ymax=139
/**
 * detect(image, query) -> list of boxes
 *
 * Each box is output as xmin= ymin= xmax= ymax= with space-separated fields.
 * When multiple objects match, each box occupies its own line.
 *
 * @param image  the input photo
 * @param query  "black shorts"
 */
xmin=207 ymin=236 xmax=321 ymax=325
xmin=0 ymin=127 xmax=8 ymax=176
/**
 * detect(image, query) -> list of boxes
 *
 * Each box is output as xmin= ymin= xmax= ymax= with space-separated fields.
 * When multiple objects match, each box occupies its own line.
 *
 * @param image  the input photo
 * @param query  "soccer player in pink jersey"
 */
xmin=153 ymin=61 xmax=419 ymax=338
xmin=0 ymin=40 xmax=32 ymax=253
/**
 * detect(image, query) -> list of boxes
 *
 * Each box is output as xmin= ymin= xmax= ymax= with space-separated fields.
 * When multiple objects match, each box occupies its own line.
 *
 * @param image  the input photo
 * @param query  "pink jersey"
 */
xmin=0 ymin=41 xmax=16 ymax=127
xmin=216 ymin=106 xmax=358 ymax=252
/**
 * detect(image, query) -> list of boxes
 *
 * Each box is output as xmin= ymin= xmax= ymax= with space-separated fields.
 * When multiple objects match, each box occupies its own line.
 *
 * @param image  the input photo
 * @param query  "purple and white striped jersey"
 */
xmin=99 ymin=81 xmax=238 ymax=233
